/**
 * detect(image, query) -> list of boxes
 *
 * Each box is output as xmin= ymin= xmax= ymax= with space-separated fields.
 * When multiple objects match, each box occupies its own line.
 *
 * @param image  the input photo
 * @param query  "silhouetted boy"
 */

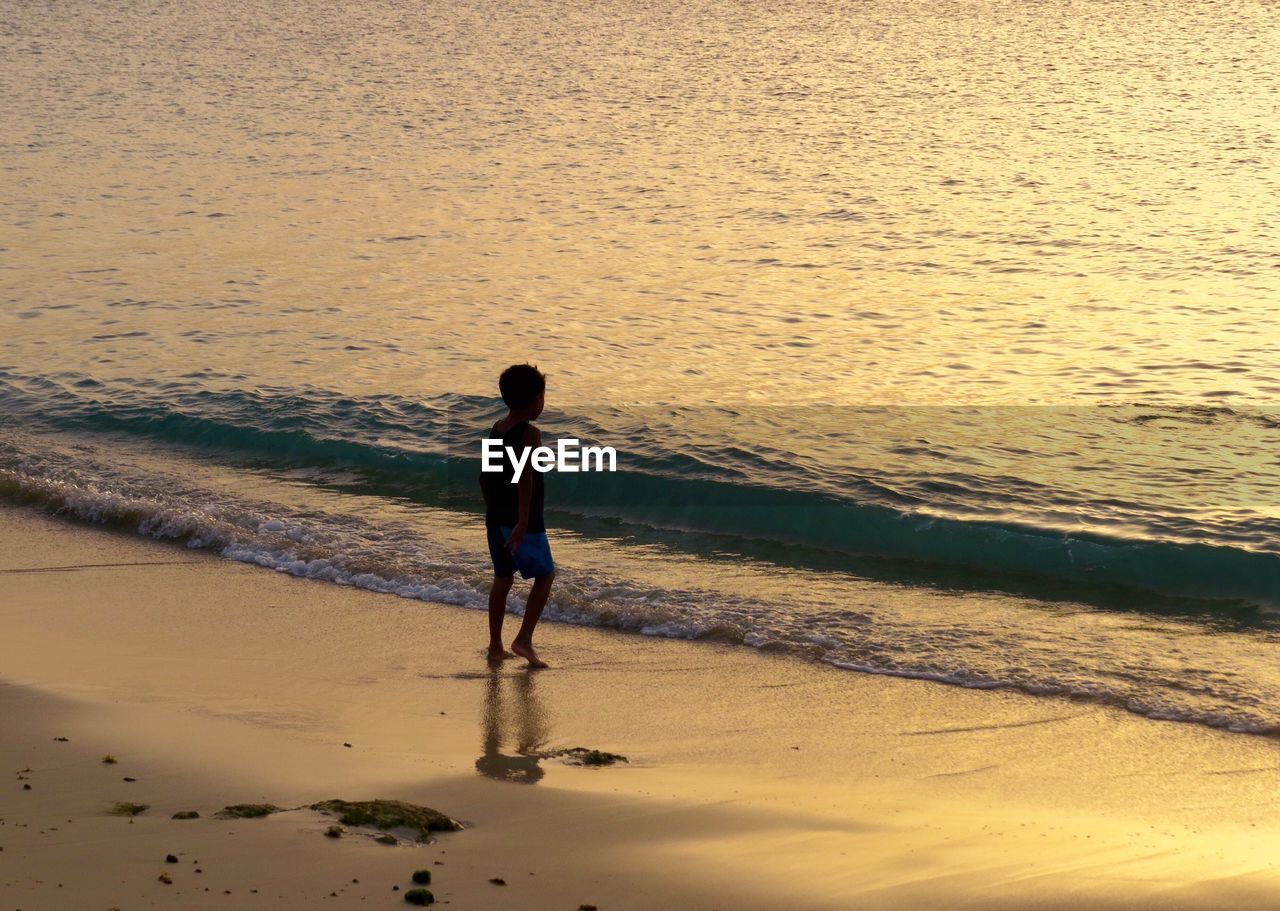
xmin=479 ymin=363 xmax=555 ymax=668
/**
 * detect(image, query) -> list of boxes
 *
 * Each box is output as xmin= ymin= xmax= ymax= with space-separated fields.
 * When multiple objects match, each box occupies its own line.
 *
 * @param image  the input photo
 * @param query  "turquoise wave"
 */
xmin=2 ymin=369 xmax=1277 ymax=606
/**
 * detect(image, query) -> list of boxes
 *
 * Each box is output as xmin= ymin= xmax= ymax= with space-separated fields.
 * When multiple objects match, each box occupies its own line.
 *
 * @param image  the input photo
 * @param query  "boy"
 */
xmin=479 ymin=363 xmax=555 ymax=668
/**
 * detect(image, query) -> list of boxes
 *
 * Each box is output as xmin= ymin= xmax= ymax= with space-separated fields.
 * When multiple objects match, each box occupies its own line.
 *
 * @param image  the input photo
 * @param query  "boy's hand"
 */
xmin=506 ymin=522 xmax=528 ymax=555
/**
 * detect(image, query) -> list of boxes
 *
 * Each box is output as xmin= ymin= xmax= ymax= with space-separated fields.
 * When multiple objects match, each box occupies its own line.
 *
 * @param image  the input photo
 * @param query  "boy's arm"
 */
xmin=507 ymin=425 xmax=541 ymax=554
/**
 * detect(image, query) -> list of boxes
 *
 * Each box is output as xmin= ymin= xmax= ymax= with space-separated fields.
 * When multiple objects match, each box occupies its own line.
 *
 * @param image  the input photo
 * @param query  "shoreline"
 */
xmin=5 ymin=415 xmax=1278 ymax=740
xmin=4 ymin=502 xmax=1280 ymax=909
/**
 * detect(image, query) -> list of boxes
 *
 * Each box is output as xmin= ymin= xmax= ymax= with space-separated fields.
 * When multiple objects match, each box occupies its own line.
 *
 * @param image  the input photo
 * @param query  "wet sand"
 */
xmin=3 ymin=502 xmax=1280 ymax=910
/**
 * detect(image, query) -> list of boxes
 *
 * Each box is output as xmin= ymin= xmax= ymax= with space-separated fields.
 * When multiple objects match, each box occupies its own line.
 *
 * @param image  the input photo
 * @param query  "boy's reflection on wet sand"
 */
xmin=476 ymin=664 xmax=550 ymax=784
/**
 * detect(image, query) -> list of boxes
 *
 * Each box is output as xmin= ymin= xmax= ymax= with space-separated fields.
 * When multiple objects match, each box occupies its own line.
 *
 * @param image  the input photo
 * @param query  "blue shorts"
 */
xmin=487 ymin=524 xmax=555 ymax=580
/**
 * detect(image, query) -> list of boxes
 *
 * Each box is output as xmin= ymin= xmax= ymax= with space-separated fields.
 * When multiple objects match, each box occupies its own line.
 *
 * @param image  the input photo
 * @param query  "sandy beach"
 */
xmin=2 ymin=501 xmax=1279 ymax=910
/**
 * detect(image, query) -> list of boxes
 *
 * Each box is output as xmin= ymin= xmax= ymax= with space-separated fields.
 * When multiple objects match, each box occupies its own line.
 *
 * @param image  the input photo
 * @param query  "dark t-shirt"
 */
xmin=479 ymin=421 xmax=545 ymax=532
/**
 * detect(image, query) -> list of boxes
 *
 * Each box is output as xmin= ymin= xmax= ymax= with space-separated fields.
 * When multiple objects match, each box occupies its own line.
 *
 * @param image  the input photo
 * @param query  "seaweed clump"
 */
xmin=403 ymin=888 xmax=434 ymax=906
xmin=110 ymin=801 xmax=149 ymax=816
xmin=310 ymin=799 xmax=462 ymax=842
xmin=560 ymin=747 xmax=629 ymax=767
xmin=215 ymin=803 xmax=280 ymax=819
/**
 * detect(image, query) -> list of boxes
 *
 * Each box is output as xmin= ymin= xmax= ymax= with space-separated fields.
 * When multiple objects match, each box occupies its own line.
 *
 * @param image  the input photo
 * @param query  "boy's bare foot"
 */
xmin=487 ymin=646 xmax=516 ymax=662
xmin=511 ymin=640 xmax=549 ymax=669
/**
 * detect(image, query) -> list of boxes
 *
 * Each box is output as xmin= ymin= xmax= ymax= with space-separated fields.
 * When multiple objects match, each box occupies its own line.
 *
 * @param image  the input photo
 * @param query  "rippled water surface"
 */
xmin=2 ymin=0 xmax=1280 ymax=736
xmin=3 ymin=0 xmax=1278 ymax=403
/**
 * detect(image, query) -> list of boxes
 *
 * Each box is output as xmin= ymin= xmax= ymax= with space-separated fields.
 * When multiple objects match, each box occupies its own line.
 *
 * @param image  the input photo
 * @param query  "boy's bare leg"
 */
xmin=488 ymin=575 xmax=516 ymax=660
xmin=511 ymin=572 xmax=554 ymax=669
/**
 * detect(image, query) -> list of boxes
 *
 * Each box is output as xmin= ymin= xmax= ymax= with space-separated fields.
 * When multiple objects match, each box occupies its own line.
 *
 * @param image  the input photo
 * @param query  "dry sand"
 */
xmin=3 ymin=502 xmax=1280 ymax=910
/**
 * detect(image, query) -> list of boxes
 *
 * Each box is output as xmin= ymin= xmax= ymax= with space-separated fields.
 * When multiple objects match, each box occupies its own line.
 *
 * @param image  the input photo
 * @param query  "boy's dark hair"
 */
xmin=498 ymin=363 xmax=546 ymax=410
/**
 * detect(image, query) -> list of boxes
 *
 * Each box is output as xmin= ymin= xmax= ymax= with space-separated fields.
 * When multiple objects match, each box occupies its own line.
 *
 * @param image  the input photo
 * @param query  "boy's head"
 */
xmin=498 ymin=363 xmax=546 ymax=415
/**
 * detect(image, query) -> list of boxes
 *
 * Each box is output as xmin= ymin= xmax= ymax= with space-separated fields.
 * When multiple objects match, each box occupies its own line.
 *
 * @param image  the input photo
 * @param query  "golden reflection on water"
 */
xmin=2 ymin=0 xmax=1278 ymax=406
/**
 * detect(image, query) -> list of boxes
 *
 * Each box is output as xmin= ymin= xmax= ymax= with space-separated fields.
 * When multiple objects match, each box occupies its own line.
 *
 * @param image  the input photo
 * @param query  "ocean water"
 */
xmin=2 ymin=0 xmax=1279 ymax=733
